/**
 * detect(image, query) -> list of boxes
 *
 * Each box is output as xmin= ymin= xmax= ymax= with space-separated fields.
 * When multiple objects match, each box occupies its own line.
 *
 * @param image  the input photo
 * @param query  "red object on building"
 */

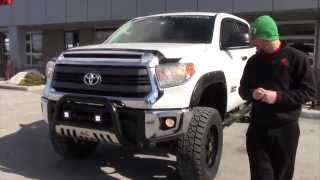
xmin=0 ymin=0 xmax=13 ymax=5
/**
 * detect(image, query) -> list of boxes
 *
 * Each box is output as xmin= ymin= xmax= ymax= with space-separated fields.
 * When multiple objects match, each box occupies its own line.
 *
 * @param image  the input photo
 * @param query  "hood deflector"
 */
xmin=64 ymin=48 xmax=181 ymax=64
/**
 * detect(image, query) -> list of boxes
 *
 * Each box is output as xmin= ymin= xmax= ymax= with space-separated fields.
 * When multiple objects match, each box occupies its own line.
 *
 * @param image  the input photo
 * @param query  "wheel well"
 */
xmin=198 ymin=83 xmax=227 ymax=120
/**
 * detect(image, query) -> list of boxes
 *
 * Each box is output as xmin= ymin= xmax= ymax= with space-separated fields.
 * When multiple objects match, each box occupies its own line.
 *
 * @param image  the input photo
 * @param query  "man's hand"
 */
xmin=261 ymin=89 xmax=278 ymax=104
xmin=253 ymin=88 xmax=265 ymax=100
xmin=253 ymin=88 xmax=278 ymax=104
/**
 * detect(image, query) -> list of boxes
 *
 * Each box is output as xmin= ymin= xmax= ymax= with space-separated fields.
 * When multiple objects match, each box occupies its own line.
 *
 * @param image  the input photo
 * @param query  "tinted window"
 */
xmin=221 ymin=20 xmax=237 ymax=45
xmin=221 ymin=19 xmax=250 ymax=48
xmin=106 ymin=15 xmax=215 ymax=44
xmin=236 ymin=22 xmax=249 ymax=34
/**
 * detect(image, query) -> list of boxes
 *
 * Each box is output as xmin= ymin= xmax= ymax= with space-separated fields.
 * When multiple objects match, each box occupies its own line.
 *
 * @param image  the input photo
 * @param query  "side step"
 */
xmin=222 ymin=104 xmax=251 ymax=127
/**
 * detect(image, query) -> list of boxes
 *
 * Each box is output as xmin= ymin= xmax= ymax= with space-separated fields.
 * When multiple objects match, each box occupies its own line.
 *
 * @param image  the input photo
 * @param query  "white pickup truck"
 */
xmin=41 ymin=12 xmax=255 ymax=180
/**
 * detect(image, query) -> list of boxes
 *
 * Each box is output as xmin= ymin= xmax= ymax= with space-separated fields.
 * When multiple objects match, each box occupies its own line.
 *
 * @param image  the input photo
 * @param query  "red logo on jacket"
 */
xmin=280 ymin=58 xmax=289 ymax=68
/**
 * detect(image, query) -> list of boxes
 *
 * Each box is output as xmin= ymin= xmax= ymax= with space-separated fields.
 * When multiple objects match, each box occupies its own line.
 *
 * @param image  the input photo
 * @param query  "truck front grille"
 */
xmin=52 ymin=64 xmax=151 ymax=97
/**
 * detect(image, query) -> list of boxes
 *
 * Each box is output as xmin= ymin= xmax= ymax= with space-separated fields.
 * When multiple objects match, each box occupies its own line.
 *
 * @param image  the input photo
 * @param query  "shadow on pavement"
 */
xmin=0 ymin=120 xmax=181 ymax=180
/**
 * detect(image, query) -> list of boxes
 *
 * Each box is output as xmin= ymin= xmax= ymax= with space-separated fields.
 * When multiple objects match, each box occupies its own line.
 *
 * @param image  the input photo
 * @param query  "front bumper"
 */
xmin=41 ymin=95 xmax=192 ymax=145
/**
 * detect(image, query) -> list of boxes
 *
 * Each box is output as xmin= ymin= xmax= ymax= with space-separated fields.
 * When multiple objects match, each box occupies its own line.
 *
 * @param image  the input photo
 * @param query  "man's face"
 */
xmin=251 ymin=38 xmax=270 ymax=53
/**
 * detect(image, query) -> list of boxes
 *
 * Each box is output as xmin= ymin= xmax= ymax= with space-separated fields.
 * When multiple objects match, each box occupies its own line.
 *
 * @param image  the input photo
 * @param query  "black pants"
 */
xmin=246 ymin=122 xmax=300 ymax=180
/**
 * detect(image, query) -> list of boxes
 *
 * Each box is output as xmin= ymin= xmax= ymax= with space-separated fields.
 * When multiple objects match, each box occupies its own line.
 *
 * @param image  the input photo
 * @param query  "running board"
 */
xmin=222 ymin=104 xmax=251 ymax=127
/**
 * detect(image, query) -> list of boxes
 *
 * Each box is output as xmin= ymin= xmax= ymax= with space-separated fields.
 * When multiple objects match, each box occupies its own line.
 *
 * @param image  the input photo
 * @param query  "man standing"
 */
xmin=239 ymin=15 xmax=315 ymax=180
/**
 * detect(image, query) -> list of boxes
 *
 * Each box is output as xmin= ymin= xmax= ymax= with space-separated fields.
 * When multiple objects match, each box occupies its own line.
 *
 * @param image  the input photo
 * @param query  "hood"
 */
xmin=69 ymin=43 xmax=208 ymax=59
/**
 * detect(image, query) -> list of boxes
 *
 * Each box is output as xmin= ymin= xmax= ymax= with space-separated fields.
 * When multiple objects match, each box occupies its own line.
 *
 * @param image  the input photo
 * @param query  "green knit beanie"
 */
xmin=251 ymin=15 xmax=279 ymax=41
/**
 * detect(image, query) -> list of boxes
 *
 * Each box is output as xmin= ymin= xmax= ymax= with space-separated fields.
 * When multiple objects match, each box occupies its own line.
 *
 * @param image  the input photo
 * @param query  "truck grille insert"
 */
xmin=52 ymin=64 xmax=151 ymax=97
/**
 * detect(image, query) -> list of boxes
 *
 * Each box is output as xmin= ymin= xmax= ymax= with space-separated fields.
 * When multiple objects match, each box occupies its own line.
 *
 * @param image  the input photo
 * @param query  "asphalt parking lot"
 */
xmin=0 ymin=89 xmax=319 ymax=180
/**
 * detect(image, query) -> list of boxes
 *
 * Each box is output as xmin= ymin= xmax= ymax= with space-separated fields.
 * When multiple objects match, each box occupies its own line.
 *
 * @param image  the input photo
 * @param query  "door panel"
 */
xmin=220 ymin=18 xmax=255 ymax=111
xmin=223 ymin=48 xmax=255 ymax=111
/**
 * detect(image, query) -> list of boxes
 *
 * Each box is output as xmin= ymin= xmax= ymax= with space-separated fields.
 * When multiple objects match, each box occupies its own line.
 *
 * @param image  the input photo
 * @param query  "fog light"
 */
xmin=165 ymin=118 xmax=176 ymax=128
xmin=64 ymin=111 xmax=70 ymax=119
xmin=95 ymin=115 xmax=101 ymax=122
xmin=160 ymin=117 xmax=177 ymax=130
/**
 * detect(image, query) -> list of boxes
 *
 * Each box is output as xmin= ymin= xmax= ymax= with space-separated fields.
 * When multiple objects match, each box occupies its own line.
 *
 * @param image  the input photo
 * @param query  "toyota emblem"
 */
xmin=83 ymin=72 xmax=102 ymax=86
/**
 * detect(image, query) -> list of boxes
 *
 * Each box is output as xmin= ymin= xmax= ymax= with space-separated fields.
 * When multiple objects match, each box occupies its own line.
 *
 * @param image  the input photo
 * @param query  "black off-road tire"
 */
xmin=49 ymin=123 xmax=99 ymax=158
xmin=177 ymin=107 xmax=223 ymax=180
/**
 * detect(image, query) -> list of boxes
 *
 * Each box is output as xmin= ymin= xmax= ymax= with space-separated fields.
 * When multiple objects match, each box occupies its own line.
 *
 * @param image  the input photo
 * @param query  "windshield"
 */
xmin=106 ymin=15 xmax=215 ymax=44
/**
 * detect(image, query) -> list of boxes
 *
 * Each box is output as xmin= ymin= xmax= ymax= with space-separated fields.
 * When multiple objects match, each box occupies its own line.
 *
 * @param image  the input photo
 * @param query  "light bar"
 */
xmin=95 ymin=115 xmax=101 ymax=122
xmin=64 ymin=111 xmax=70 ymax=119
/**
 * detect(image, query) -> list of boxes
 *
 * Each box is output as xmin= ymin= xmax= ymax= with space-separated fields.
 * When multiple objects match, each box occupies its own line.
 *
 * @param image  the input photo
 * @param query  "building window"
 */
xmin=64 ymin=31 xmax=79 ymax=49
xmin=4 ymin=32 xmax=10 ymax=61
xmin=278 ymin=23 xmax=315 ymax=38
xmin=278 ymin=22 xmax=316 ymax=65
xmin=0 ymin=32 xmax=10 ymax=77
xmin=26 ymin=32 xmax=43 ymax=66
xmin=95 ymin=29 xmax=114 ymax=44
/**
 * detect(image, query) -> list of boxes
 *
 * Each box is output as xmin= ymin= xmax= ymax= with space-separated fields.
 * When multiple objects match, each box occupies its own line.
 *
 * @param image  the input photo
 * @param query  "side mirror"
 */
xmin=222 ymin=32 xmax=250 ymax=49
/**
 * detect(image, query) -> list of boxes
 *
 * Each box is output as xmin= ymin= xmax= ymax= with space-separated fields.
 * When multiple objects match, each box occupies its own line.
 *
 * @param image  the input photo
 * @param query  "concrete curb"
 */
xmin=0 ymin=81 xmax=44 ymax=92
xmin=301 ymin=108 xmax=320 ymax=120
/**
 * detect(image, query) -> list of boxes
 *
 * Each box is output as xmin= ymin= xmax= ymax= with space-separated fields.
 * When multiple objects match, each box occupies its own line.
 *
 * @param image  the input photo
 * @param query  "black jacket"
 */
xmin=239 ymin=45 xmax=315 ymax=127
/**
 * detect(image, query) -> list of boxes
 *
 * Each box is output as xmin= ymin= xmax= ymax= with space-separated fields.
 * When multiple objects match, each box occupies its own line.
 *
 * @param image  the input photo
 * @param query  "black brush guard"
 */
xmin=52 ymin=94 xmax=127 ymax=145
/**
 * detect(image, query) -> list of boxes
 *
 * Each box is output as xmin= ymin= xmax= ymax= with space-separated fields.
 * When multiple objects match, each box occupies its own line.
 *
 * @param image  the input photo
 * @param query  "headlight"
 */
xmin=155 ymin=63 xmax=195 ymax=88
xmin=46 ymin=60 xmax=56 ymax=81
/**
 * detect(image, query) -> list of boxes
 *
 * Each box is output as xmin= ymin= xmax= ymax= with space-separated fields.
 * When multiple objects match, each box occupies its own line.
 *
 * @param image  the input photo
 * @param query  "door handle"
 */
xmin=242 ymin=56 xmax=248 ymax=61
